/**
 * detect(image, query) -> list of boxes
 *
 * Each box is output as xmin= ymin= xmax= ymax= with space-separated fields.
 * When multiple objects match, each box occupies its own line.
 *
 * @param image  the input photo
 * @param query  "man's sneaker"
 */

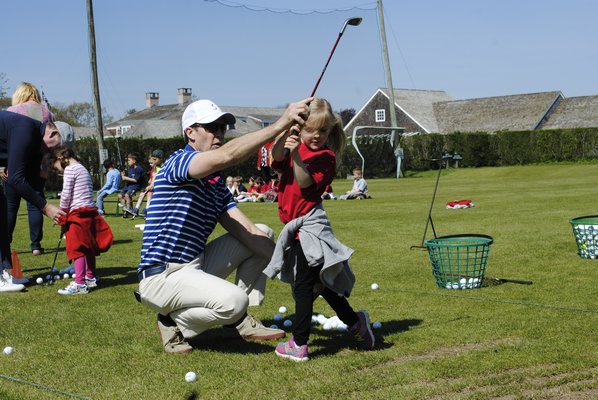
xmin=235 ymin=314 xmax=285 ymax=340
xmin=85 ymin=277 xmax=98 ymax=288
xmin=275 ymin=337 xmax=309 ymax=362
xmin=57 ymin=282 xmax=88 ymax=295
xmin=157 ymin=314 xmax=193 ymax=354
xmin=0 ymin=272 xmax=25 ymax=293
xmin=349 ymin=310 xmax=375 ymax=350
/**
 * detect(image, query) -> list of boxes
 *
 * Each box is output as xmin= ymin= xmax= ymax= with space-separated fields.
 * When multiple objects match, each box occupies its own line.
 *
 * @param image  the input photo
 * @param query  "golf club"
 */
xmin=411 ymin=154 xmax=452 ymax=249
xmin=440 ymin=272 xmax=533 ymax=286
xmin=49 ymin=228 xmax=64 ymax=277
xmin=283 ymin=17 xmax=362 ymax=158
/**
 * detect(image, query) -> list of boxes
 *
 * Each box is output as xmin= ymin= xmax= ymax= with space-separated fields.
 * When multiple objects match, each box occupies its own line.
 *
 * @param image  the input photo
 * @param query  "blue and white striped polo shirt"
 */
xmin=137 ymin=145 xmax=237 ymax=272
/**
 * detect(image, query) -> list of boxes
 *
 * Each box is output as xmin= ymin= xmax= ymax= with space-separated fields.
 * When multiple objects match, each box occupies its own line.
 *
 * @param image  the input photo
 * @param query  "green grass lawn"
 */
xmin=1 ymin=163 xmax=597 ymax=399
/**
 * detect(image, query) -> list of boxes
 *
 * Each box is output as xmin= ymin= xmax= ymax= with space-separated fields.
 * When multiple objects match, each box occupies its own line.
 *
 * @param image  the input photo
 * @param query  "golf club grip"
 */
xmin=282 ymin=131 xmax=299 ymax=158
xmin=496 ymin=278 xmax=533 ymax=285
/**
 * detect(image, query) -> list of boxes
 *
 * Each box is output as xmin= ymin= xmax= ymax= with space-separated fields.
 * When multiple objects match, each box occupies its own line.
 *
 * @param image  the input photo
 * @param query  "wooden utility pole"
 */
xmin=86 ymin=0 xmax=107 ymax=179
xmin=377 ymin=0 xmax=402 ymax=178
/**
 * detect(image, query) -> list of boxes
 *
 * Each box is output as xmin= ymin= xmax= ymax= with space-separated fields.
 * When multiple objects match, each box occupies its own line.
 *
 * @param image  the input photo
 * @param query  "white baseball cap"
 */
xmin=181 ymin=99 xmax=235 ymax=132
xmin=54 ymin=121 xmax=75 ymax=145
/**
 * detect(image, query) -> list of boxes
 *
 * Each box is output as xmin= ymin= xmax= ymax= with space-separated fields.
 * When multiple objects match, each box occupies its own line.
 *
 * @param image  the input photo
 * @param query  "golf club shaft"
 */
xmin=283 ymin=18 xmax=360 ymax=158
xmin=50 ymin=231 xmax=63 ymax=274
xmin=282 ymin=34 xmax=340 ymax=159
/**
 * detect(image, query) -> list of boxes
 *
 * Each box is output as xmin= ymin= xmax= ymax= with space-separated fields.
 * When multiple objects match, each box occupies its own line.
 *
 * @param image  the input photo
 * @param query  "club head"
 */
xmin=347 ymin=17 xmax=363 ymax=26
xmin=340 ymin=17 xmax=362 ymax=34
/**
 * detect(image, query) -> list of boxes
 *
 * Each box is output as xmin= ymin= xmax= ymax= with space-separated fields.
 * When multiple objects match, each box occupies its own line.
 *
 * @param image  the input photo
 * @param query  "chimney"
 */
xmin=178 ymin=88 xmax=192 ymax=105
xmin=146 ymin=92 xmax=159 ymax=109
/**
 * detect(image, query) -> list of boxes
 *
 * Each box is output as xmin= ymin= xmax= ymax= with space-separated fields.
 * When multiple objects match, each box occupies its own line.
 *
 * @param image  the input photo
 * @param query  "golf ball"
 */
xmin=278 ymin=306 xmax=287 ymax=314
xmin=184 ymin=371 xmax=197 ymax=383
xmin=36 ymin=277 xmax=43 ymax=284
xmin=373 ymin=321 xmax=382 ymax=329
xmin=371 ymin=283 xmax=379 ymax=290
xmin=283 ymin=319 xmax=292 ymax=328
xmin=63 ymin=273 xmax=70 ymax=279
xmin=273 ymin=313 xmax=283 ymax=321
xmin=270 ymin=324 xmax=279 ymax=329
xmin=3 ymin=346 xmax=14 ymax=355
xmin=54 ymin=275 xmax=60 ymax=281
xmin=316 ymin=314 xmax=327 ymax=325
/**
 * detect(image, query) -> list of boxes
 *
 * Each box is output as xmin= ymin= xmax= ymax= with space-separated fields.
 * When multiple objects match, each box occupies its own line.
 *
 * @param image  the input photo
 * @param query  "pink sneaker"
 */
xmin=275 ymin=337 xmax=309 ymax=362
xmin=349 ymin=310 xmax=375 ymax=350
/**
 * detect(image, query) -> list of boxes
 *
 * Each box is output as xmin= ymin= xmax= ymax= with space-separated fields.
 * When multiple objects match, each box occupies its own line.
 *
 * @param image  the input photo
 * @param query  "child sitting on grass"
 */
xmin=52 ymin=145 xmax=113 ymax=295
xmin=265 ymin=98 xmax=375 ymax=362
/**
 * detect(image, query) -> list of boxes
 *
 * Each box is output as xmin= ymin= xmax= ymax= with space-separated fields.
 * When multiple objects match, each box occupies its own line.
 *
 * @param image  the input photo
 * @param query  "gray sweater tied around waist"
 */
xmin=264 ymin=205 xmax=356 ymax=297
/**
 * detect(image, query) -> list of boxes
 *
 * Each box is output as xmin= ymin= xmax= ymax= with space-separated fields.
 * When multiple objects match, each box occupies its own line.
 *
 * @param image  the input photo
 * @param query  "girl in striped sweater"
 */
xmin=52 ymin=145 xmax=113 ymax=295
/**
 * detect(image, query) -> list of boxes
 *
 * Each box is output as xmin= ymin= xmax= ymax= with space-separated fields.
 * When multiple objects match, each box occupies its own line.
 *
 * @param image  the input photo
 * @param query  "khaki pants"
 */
xmin=139 ymin=224 xmax=273 ymax=338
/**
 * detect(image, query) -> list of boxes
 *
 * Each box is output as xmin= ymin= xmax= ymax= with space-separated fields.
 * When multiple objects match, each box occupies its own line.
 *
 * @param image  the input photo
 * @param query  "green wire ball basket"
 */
xmin=570 ymin=215 xmax=598 ymax=259
xmin=425 ymin=234 xmax=493 ymax=289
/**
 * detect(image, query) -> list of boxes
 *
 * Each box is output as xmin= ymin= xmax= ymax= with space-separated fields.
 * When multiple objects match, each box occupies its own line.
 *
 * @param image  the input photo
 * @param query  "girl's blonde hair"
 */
xmin=306 ymin=98 xmax=346 ymax=159
xmin=12 ymin=82 xmax=41 ymax=106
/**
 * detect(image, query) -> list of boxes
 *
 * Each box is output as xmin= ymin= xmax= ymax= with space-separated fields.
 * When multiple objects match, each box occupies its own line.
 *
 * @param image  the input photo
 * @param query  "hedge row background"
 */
xmin=45 ymin=127 xmax=598 ymax=191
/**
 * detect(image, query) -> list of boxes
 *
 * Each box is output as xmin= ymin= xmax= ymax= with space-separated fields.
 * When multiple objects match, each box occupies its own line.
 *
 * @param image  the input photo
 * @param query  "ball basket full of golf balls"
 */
xmin=425 ymin=234 xmax=493 ymax=289
xmin=570 ymin=215 xmax=598 ymax=259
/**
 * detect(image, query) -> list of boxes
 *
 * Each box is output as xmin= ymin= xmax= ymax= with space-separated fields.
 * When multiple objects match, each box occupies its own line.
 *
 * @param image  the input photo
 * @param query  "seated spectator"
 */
xmin=338 ymin=168 xmax=370 ymax=200
xmin=131 ymin=149 xmax=164 ymax=217
xmin=119 ymin=153 xmax=144 ymax=217
xmin=96 ymin=160 xmax=121 ymax=216
xmin=236 ymin=177 xmax=257 ymax=203
xmin=260 ymin=174 xmax=280 ymax=203
xmin=321 ymin=184 xmax=336 ymax=200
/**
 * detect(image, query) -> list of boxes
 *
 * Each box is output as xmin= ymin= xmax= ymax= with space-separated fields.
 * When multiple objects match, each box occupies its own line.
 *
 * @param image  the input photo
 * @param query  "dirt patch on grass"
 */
xmin=365 ymin=337 xmax=522 ymax=370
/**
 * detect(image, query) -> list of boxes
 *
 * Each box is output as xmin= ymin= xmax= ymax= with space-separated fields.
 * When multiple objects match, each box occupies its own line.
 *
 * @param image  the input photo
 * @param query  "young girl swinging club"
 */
xmin=264 ymin=98 xmax=375 ymax=362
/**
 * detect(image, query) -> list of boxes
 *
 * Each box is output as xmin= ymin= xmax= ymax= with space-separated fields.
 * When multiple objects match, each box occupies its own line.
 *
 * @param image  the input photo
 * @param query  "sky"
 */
xmin=2 ymin=0 xmax=597 ymax=122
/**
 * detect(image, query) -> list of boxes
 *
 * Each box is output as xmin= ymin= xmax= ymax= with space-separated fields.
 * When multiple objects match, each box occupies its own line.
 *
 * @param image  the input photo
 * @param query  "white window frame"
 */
xmin=375 ymin=109 xmax=386 ymax=122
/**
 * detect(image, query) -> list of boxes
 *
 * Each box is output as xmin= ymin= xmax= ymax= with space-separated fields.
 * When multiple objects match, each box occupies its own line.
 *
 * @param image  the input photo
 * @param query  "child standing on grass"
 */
xmin=264 ymin=98 xmax=374 ymax=362
xmin=53 ymin=145 xmax=113 ymax=295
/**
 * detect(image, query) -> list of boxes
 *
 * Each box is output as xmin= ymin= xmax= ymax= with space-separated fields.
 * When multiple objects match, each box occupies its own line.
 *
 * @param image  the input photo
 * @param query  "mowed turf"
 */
xmin=1 ymin=163 xmax=597 ymax=399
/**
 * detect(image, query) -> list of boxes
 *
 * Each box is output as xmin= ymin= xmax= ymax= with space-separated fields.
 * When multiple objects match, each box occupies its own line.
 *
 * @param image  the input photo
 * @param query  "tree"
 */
xmin=339 ymin=108 xmax=356 ymax=126
xmin=0 ymin=72 xmax=8 ymax=98
xmin=51 ymin=101 xmax=113 ymax=127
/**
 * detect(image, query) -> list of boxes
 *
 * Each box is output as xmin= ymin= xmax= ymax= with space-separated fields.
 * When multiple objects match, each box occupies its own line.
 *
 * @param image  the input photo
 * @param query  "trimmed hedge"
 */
xmin=401 ymin=127 xmax=598 ymax=171
xmin=44 ymin=127 xmax=598 ymax=191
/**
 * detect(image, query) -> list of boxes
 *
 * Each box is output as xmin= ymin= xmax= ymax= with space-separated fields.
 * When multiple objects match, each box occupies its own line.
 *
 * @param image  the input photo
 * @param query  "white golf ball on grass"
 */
xmin=184 ymin=371 xmax=197 ymax=383
xmin=278 ymin=306 xmax=287 ymax=314
xmin=370 ymin=283 xmax=379 ymax=290
xmin=36 ymin=277 xmax=43 ymax=285
xmin=3 ymin=346 xmax=14 ymax=355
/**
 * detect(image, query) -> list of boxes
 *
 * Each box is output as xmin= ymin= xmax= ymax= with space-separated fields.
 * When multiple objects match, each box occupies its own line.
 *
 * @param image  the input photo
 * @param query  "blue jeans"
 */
xmin=5 ymin=183 xmax=44 ymax=251
xmin=96 ymin=190 xmax=113 ymax=213
xmin=0 ymin=182 xmax=11 ymax=270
